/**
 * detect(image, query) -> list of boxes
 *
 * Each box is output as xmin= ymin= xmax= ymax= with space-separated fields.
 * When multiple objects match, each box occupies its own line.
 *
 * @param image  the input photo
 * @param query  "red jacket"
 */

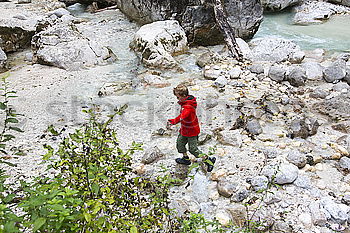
xmin=168 ymin=95 xmax=200 ymax=137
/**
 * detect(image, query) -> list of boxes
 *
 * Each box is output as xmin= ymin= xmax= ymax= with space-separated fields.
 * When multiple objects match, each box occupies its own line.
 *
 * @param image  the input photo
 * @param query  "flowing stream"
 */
xmin=254 ymin=11 xmax=350 ymax=53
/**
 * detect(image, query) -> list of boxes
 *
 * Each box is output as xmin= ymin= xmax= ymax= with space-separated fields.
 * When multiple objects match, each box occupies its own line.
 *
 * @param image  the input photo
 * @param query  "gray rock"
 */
xmin=214 ymin=76 xmax=228 ymax=88
xmin=339 ymin=156 xmax=350 ymax=173
xmin=294 ymin=175 xmax=312 ymax=189
xmin=309 ymin=88 xmax=329 ymax=99
xmin=293 ymin=1 xmax=350 ymax=25
xmin=32 ymin=23 xmax=116 ymax=70
xmin=232 ymin=188 xmax=249 ymax=202
xmin=141 ymin=146 xmax=164 ymax=164
xmin=130 ymin=20 xmax=187 ymax=70
xmin=139 ymin=73 xmax=170 ymax=88
xmin=192 ymin=172 xmax=210 ymax=203
xmin=309 ymin=201 xmax=328 ymax=226
xmin=0 ymin=48 xmax=6 ymax=68
xmin=251 ymin=175 xmax=269 ymax=191
xmin=0 ymin=16 xmax=37 ymax=52
xmin=287 ymin=150 xmax=307 ymax=168
xmin=287 ymin=66 xmax=306 ymax=87
xmin=271 ymin=221 xmax=293 ymax=232
xmin=263 ymin=163 xmax=298 ymax=185
xmin=343 ymin=67 xmax=350 ymax=85
xmin=264 ymin=192 xmax=282 ymax=205
xmin=229 ymin=67 xmax=242 ymax=79
xmin=290 ymin=117 xmax=319 ymax=139
xmin=290 ymin=118 xmax=309 ymax=139
xmin=289 ymin=50 xmax=305 ymax=64
xmin=265 ymin=101 xmax=280 ymax=115
xmin=196 ymin=51 xmax=222 ymax=68
xmin=98 ymin=81 xmax=132 ymax=96
xmin=302 ymin=61 xmax=324 ymax=80
xmin=321 ymin=197 xmax=350 ymax=223
xmin=333 ymin=82 xmax=350 ymax=92
xmin=314 ymin=93 xmax=350 ymax=120
xmin=328 ymin=0 xmax=350 ymax=7
xmin=261 ymin=0 xmax=301 ymax=11
xmin=245 ymin=118 xmax=262 ymax=135
xmin=217 ymin=129 xmax=242 ymax=147
xmin=24 ymin=52 xmax=33 ymax=62
xmin=217 ymin=179 xmax=237 ymax=198
xmin=250 ymin=37 xmax=304 ymax=63
xmin=268 ymin=64 xmax=286 ymax=82
xmin=227 ymin=204 xmax=247 ymax=228
xmin=249 ymin=64 xmax=264 ymax=74
xmin=275 ymin=163 xmax=299 ymax=184
xmin=50 ymin=8 xmax=71 ymax=18
xmin=262 ymin=148 xmax=278 ymax=159
xmin=323 ymin=60 xmax=347 ymax=83
xmin=203 ymin=67 xmax=222 ymax=80
xmin=111 ymin=0 xmax=263 ymax=45
xmin=205 ymin=98 xmax=219 ymax=109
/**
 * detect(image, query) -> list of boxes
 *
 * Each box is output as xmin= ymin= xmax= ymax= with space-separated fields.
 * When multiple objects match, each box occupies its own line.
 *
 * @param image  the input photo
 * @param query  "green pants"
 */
xmin=176 ymin=134 xmax=201 ymax=158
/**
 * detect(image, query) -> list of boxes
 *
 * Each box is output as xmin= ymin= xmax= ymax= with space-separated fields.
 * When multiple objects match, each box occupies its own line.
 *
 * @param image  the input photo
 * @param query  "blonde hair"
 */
xmin=173 ymin=84 xmax=189 ymax=97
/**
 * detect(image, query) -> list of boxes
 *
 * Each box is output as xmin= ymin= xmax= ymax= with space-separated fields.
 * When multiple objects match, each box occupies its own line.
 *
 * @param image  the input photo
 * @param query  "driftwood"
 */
xmin=95 ymin=5 xmax=119 ymax=13
xmin=213 ymin=0 xmax=243 ymax=61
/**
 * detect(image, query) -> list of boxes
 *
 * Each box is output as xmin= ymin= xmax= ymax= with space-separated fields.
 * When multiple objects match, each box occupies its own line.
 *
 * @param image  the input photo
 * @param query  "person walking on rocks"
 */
xmin=167 ymin=84 xmax=216 ymax=172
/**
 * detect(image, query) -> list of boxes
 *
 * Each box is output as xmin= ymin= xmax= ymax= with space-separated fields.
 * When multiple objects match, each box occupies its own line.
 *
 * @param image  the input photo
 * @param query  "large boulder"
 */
xmin=0 ymin=15 xmax=39 ymax=52
xmin=293 ymin=1 xmax=350 ymax=25
xmin=314 ymin=93 xmax=350 ymax=120
xmin=129 ymin=20 xmax=187 ymax=70
xmin=327 ymin=0 xmax=350 ymax=7
xmin=32 ymin=22 xmax=116 ymax=70
xmin=249 ymin=37 xmax=305 ymax=63
xmin=323 ymin=59 xmax=347 ymax=83
xmin=261 ymin=0 xmax=302 ymax=11
xmin=110 ymin=0 xmax=263 ymax=45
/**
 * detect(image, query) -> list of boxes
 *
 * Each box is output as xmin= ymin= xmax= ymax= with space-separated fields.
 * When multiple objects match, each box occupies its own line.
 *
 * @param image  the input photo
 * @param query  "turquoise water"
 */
xmin=254 ymin=12 xmax=350 ymax=52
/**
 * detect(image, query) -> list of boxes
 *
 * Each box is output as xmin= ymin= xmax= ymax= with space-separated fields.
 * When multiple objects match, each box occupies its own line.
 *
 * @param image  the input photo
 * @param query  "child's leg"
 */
xmin=176 ymin=134 xmax=188 ymax=157
xmin=188 ymin=136 xmax=202 ymax=158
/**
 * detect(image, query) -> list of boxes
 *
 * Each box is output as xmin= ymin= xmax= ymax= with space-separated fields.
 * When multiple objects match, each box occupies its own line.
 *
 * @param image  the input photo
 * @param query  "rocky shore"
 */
xmin=1 ymin=0 xmax=350 ymax=232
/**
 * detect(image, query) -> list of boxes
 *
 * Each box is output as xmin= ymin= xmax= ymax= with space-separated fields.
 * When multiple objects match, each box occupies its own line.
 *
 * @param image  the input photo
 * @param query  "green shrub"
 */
xmin=20 ymin=107 xmax=180 ymax=232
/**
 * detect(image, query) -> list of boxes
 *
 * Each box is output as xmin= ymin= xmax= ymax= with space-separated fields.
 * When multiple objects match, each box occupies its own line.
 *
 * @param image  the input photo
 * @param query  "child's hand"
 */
xmin=166 ymin=121 xmax=172 ymax=130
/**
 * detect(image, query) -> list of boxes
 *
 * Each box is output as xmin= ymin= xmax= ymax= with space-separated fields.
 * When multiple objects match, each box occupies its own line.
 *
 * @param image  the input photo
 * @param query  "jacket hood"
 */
xmin=178 ymin=95 xmax=197 ymax=108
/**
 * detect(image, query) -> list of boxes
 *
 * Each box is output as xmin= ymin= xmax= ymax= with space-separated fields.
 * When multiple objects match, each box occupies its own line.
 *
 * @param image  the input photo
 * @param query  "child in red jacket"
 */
xmin=167 ymin=84 xmax=216 ymax=172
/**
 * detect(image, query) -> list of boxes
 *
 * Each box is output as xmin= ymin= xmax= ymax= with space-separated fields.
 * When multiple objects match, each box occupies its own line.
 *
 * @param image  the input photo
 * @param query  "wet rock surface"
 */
xmin=112 ymin=0 xmax=263 ymax=44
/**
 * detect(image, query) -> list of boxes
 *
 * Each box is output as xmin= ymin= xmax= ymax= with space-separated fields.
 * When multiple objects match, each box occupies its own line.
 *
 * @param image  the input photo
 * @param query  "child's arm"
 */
xmin=168 ymin=108 xmax=191 ymax=125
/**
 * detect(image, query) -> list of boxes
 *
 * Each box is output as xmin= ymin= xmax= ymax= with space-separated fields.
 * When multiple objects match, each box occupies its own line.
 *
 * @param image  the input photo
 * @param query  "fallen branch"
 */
xmin=213 ymin=0 xmax=243 ymax=61
xmin=95 ymin=5 xmax=118 ymax=13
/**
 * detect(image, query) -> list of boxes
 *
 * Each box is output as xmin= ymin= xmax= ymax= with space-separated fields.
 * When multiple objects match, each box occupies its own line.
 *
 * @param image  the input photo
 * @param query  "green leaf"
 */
xmin=91 ymin=183 xmax=100 ymax=195
xmin=2 ymin=134 xmax=15 ymax=142
xmin=130 ymin=226 xmax=138 ymax=233
xmin=47 ymin=125 xmax=59 ymax=136
xmin=0 ymin=144 xmax=6 ymax=149
xmin=83 ymin=212 xmax=92 ymax=222
xmin=5 ymin=118 xmax=19 ymax=124
xmin=3 ymin=193 xmax=15 ymax=203
xmin=0 ymin=102 xmax=6 ymax=110
xmin=9 ymin=126 xmax=24 ymax=132
xmin=33 ymin=217 xmax=46 ymax=232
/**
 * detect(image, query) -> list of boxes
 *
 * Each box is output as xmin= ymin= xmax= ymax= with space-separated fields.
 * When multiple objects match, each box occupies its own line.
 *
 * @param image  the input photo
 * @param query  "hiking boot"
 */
xmin=204 ymin=157 xmax=216 ymax=172
xmin=175 ymin=157 xmax=191 ymax=165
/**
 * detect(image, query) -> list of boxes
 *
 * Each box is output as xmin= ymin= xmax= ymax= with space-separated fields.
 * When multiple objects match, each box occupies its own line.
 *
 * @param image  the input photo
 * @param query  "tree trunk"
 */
xmin=213 ymin=0 xmax=243 ymax=61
